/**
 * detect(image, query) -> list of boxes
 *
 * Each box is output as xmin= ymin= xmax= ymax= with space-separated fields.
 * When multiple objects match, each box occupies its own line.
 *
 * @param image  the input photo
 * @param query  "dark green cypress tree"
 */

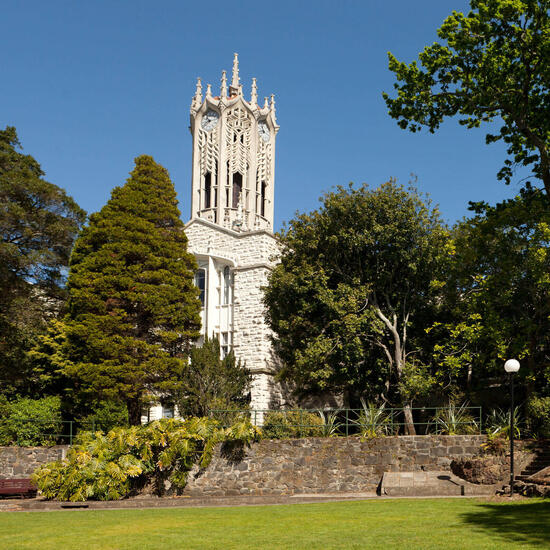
xmin=65 ymin=155 xmax=201 ymax=424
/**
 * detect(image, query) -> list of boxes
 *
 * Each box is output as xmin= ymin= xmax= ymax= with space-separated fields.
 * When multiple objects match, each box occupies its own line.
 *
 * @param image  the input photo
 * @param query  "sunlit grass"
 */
xmin=1 ymin=498 xmax=549 ymax=550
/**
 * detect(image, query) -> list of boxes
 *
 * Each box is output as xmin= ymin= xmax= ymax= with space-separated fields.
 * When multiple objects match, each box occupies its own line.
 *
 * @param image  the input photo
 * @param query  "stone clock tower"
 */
xmin=184 ymin=54 xmax=281 ymax=413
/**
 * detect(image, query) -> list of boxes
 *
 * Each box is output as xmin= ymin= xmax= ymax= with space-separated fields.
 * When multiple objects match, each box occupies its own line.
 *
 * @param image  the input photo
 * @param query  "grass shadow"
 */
xmin=460 ymin=500 xmax=550 ymax=547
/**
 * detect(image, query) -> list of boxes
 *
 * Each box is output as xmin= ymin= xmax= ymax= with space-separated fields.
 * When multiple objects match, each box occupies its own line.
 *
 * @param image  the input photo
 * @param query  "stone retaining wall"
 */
xmin=0 ymin=446 xmax=69 ymax=478
xmin=184 ymin=435 xmax=486 ymax=497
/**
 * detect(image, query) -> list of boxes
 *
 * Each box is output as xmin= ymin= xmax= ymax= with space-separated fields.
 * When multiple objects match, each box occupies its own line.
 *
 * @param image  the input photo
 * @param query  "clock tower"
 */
xmin=183 ymin=55 xmax=282 ymax=414
xmin=189 ymin=53 xmax=279 ymax=231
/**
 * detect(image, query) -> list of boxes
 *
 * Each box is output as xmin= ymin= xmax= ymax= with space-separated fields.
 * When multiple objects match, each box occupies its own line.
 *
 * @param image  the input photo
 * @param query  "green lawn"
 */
xmin=1 ymin=498 xmax=549 ymax=550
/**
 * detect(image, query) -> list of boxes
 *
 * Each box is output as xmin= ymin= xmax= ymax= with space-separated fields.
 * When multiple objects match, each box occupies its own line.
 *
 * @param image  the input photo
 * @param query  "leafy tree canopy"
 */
xmin=384 ymin=1 xmax=550 ymax=194
xmin=264 ymin=181 xmax=449 ymax=433
xmin=0 ymin=126 xmax=85 ymax=396
xmin=432 ymin=187 xmax=550 ymax=398
xmin=64 ymin=155 xmax=201 ymax=424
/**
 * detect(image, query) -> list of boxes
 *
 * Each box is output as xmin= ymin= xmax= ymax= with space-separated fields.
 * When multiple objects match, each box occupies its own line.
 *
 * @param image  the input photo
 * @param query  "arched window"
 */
xmin=261 ymin=181 xmax=267 ymax=217
xmin=232 ymin=172 xmax=243 ymax=208
xmin=223 ymin=266 xmax=231 ymax=305
xmin=194 ymin=268 xmax=206 ymax=306
xmin=204 ymin=172 xmax=211 ymax=209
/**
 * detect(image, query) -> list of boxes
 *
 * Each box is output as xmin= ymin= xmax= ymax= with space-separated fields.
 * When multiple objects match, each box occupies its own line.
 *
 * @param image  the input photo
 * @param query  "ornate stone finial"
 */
xmin=251 ymin=77 xmax=258 ymax=104
xmin=206 ymin=83 xmax=212 ymax=98
xmin=231 ymin=52 xmax=240 ymax=90
xmin=221 ymin=70 xmax=228 ymax=98
xmin=263 ymin=96 xmax=269 ymax=110
xmin=270 ymin=94 xmax=276 ymax=113
xmin=191 ymin=77 xmax=203 ymax=111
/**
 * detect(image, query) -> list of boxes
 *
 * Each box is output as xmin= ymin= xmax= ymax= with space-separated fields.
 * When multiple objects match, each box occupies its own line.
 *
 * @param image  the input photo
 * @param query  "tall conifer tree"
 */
xmin=65 ymin=155 xmax=201 ymax=424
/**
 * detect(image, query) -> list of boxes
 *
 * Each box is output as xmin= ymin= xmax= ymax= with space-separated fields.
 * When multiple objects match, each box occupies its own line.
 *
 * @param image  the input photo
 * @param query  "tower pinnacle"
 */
xmin=230 ymin=52 xmax=240 ymax=95
xmin=251 ymin=77 xmax=258 ymax=104
xmin=221 ymin=70 xmax=228 ymax=98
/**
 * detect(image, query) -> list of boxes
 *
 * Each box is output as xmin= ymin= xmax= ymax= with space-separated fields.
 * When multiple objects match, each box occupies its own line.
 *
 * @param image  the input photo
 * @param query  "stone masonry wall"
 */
xmin=185 ymin=218 xmax=282 ymax=410
xmin=184 ymin=435 xmax=486 ymax=496
xmin=0 ymin=446 xmax=69 ymax=478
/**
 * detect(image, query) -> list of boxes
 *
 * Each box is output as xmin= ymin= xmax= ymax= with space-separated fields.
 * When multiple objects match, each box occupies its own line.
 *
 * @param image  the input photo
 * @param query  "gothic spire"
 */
xmin=230 ymin=52 xmax=240 ymax=95
xmin=221 ymin=70 xmax=228 ymax=98
xmin=251 ymin=77 xmax=258 ymax=104
xmin=206 ymin=83 xmax=212 ymax=98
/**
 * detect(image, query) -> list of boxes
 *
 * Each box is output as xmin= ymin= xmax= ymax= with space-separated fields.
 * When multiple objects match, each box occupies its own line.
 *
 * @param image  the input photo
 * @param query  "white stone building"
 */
xmin=185 ymin=54 xmax=281 ymax=412
xmin=144 ymin=55 xmax=281 ymax=423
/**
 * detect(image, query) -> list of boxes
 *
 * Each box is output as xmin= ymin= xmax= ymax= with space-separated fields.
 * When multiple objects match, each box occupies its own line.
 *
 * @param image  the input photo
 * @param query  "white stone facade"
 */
xmin=185 ymin=55 xmax=282 ymax=411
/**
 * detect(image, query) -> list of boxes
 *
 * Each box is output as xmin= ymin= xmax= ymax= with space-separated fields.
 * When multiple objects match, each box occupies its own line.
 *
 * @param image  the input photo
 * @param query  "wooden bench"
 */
xmin=0 ymin=479 xmax=37 ymax=498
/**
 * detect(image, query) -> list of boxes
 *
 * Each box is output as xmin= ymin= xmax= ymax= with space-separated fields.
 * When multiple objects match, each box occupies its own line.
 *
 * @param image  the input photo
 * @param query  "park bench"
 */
xmin=0 ymin=478 xmax=37 ymax=498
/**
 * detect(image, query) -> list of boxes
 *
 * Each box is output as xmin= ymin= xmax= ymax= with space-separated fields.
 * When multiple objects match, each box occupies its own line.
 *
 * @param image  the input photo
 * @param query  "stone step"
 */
xmin=380 ymin=471 xmax=495 ymax=497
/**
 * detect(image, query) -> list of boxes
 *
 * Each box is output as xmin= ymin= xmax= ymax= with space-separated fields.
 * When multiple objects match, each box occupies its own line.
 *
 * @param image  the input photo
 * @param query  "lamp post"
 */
xmin=504 ymin=359 xmax=520 ymax=497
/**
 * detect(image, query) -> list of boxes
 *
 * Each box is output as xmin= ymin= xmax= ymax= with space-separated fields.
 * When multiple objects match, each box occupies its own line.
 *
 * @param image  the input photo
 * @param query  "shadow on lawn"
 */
xmin=461 ymin=500 xmax=550 ymax=546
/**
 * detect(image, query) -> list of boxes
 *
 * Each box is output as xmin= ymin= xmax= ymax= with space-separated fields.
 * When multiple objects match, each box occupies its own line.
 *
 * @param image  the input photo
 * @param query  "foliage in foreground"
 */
xmin=32 ymin=417 xmax=260 ymax=501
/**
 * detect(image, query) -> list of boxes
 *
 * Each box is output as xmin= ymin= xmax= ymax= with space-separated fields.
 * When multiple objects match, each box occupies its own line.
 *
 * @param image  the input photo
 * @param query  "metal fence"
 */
xmin=210 ymin=406 xmax=483 ymax=437
xmin=0 ymin=419 xmax=98 ymax=446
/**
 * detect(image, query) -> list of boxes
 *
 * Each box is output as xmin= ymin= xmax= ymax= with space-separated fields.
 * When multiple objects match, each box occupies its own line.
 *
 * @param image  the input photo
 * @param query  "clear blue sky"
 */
xmin=1 ymin=0 xmax=527 ymax=231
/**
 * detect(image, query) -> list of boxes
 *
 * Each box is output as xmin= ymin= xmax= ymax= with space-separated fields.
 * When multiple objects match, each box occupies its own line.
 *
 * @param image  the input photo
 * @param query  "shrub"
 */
xmin=262 ymin=411 xmax=324 ymax=439
xmin=526 ymin=396 xmax=550 ymax=439
xmin=32 ymin=417 xmax=260 ymax=501
xmin=0 ymin=396 xmax=62 ymax=446
xmin=78 ymin=401 xmax=129 ymax=433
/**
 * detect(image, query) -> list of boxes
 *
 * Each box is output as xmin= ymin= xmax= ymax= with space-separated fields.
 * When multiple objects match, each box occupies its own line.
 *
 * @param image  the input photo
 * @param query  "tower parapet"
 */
xmin=189 ymin=54 xmax=279 ymax=232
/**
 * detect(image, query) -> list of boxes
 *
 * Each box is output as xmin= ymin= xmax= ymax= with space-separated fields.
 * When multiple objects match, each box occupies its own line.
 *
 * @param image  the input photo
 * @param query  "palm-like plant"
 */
xmin=317 ymin=410 xmax=343 ymax=437
xmin=432 ymin=402 xmax=478 ymax=435
xmin=485 ymin=406 xmax=522 ymax=439
xmin=32 ymin=417 xmax=260 ymax=501
xmin=352 ymin=400 xmax=394 ymax=438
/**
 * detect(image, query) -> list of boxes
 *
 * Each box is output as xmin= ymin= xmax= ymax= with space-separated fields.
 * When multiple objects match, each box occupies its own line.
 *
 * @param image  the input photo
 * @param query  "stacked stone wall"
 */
xmin=185 ymin=219 xmax=281 ymax=409
xmin=184 ymin=435 xmax=486 ymax=497
xmin=0 ymin=446 xmax=68 ymax=478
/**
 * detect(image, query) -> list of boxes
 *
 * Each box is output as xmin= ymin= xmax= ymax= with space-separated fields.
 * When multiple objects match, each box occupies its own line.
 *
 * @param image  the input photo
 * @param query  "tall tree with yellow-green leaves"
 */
xmin=64 ymin=156 xmax=201 ymax=424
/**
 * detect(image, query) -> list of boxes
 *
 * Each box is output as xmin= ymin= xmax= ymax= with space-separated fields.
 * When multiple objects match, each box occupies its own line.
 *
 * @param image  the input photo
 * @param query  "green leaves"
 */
xmin=32 ymin=417 xmax=260 ymax=501
xmin=264 ymin=181 xmax=448 ymax=406
xmin=64 ymin=155 xmax=201 ymax=423
xmin=385 ymin=0 xmax=550 ymax=194
xmin=175 ymin=336 xmax=251 ymax=418
xmin=0 ymin=126 xmax=85 ymax=397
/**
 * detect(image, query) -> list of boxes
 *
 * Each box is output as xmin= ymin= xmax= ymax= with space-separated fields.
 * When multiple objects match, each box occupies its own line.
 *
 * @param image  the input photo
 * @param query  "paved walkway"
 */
xmin=0 ymin=491 xmax=498 ymax=513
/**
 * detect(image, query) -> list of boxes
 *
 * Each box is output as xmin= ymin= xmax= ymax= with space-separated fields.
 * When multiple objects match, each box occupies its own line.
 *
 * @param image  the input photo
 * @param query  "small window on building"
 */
xmin=194 ymin=268 xmax=206 ymax=306
xmin=261 ymin=181 xmax=267 ymax=217
xmin=223 ymin=266 xmax=231 ymax=305
xmin=162 ymin=406 xmax=174 ymax=419
xmin=220 ymin=332 xmax=232 ymax=358
xmin=232 ymin=172 xmax=243 ymax=208
xmin=204 ymin=172 xmax=211 ymax=209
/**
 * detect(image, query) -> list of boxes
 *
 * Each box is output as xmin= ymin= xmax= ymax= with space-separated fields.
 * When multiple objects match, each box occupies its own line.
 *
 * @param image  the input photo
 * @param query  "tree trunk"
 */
xmin=403 ymin=403 xmax=416 ymax=436
xmin=127 ymin=399 xmax=142 ymax=426
xmin=374 ymin=304 xmax=417 ymax=435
